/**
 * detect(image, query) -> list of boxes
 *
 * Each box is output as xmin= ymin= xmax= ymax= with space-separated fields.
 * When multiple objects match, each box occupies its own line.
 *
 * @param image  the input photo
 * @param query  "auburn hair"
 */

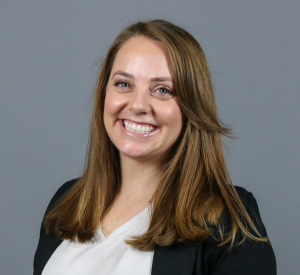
xmin=45 ymin=19 xmax=268 ymax=250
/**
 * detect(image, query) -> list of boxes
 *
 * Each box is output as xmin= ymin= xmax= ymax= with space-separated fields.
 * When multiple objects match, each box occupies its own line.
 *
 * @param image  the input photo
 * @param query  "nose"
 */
xmin=128 ymin=89 xmax=152 ymax=115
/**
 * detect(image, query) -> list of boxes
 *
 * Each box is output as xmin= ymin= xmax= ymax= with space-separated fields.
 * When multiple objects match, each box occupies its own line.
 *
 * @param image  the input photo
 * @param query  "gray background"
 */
xmin=0 ymin=1 xmax=299 ymax=274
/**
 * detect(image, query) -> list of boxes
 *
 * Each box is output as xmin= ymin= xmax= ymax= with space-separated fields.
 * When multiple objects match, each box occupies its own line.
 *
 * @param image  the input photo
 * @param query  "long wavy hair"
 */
xmin=45 ymin=19 xmax=268 ymax=250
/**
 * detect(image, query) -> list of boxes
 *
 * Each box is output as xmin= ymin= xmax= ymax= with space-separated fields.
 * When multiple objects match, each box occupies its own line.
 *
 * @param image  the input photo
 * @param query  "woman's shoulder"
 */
xmin=233 ymin=185 xmax=265 ymax=232
xmin=234 ymin=185 xmax=257 ymax=202
xmin=46 ymin=178 xmax=79 ymax=210
xmin=234 ymin=185 xmax=260 ymax=212
xmin=217 ymin=185 xmax=268 ymax=240
xmin=34 ymin=179 xmax=79 ymax=275
xmin=200 ymin=185 xmax=277 ymax=274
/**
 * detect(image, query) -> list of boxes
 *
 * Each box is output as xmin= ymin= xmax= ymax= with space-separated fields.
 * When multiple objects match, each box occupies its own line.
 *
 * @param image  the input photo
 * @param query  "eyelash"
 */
xmin=113 ymin=81 xmax=173 ymax=96
xmin=114 ymin=81 xmax=131 ymax=88
xmin=157 ymin=87 xmax=173 ymax=96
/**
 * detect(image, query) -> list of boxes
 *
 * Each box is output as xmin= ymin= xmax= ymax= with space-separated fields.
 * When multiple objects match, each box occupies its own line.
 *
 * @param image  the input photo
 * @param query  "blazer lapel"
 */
xmin=151 ymin=242 xmax=202 ymax=275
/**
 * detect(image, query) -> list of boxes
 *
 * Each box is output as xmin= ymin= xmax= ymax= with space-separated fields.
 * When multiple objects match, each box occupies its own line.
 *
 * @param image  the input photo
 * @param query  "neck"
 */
xmin=118 ymin=154 xmax=164 ymax=203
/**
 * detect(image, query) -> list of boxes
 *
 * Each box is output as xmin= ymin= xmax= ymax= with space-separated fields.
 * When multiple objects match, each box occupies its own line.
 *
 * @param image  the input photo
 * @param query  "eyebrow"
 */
xmin=111 ymin=70 xmax=173 ymax=83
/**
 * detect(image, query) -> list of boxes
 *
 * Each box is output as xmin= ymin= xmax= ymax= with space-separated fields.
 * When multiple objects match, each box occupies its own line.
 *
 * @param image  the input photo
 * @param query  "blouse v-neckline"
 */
xmin=96 ymin=206 xmax=151 ymax=241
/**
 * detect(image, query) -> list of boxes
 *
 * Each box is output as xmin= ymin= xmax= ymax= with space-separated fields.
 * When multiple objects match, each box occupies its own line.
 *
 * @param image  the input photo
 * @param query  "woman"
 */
xmin=34 ymin=19 xmax=276 ymax=275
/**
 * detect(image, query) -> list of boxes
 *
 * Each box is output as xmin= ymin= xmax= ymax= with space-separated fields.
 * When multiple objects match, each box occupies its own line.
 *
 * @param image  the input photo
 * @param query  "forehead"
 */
xmin=110 ymin=36 xmax=173 ymax=80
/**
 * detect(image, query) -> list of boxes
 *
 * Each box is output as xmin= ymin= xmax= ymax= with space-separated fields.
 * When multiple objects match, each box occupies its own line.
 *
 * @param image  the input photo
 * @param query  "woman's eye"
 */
xmin=158 ymin=87 xmax=170 ymax=94
xmin=115 ymin=81 xmax=130 ymax=88
xmin=155 ymin=87 xmax=173 ymax=98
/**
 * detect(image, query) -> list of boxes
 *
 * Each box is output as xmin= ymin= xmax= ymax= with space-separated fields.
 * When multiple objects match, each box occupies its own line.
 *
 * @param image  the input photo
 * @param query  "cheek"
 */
xmin=104 ymin=93 xmax=116 ymax=117
xmin=161 ymin=104 xmax=182 ymax=129
xmin=103 ymin=92 xmax=119 ymax=135
xmin=104 ymin=92 xmax=126 ymax=118
xmin=156 ymin=102 xmax=183 ymax=142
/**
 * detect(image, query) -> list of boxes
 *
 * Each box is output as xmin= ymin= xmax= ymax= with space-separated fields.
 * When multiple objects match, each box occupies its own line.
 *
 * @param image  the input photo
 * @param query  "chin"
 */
xmin=120 ymin=150 xmax=151 ymax=160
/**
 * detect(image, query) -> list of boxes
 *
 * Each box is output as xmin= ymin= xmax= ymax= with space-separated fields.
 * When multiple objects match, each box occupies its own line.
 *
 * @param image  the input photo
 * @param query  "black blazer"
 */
xmin=33 ymin=179 xmax=276 ymax=275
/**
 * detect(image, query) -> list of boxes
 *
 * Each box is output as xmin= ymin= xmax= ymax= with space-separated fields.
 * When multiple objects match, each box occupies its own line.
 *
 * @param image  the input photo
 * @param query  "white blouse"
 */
xmin=42 ymin=206 xmax=154 ymax=275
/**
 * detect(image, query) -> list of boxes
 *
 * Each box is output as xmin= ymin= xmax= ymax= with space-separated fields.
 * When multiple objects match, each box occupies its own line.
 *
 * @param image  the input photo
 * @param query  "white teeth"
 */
xmin=123 ymin=121 xmax=155 ymax=133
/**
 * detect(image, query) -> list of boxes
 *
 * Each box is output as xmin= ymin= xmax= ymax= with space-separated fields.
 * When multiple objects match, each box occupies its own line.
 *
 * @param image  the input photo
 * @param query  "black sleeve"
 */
xmin=33 ymin=178 xmax=78 ymax=275
xmin=201 ymin=187 xmax=277 ymax=275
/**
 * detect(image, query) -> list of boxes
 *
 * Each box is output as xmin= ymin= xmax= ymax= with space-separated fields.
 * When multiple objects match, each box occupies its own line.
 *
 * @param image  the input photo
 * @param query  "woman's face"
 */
xmin=104 ymin=36 xmax=182 ymax=163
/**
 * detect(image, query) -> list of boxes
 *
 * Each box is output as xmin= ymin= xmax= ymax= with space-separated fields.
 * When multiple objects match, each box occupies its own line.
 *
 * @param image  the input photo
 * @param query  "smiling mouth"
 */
xmin=123 ymin=120 xmax=157 ymax=134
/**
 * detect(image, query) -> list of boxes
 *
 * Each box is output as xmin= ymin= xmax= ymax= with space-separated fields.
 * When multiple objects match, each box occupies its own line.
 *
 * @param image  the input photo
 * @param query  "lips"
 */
xmin=122 ymin=119 xmax=157 ymax=134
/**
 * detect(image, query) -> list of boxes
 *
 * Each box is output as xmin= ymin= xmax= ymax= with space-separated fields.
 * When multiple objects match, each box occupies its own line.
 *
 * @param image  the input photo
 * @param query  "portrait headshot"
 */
xmin=0 ymin=1 xmax=299 ymax=275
